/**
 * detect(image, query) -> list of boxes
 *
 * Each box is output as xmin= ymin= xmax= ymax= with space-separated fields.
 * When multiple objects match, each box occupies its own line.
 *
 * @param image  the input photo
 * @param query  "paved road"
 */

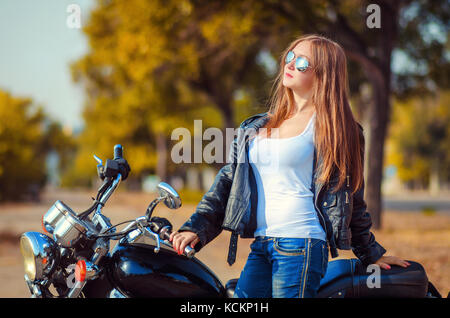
xmin=383 ymin=194 xmax=450 ymax=213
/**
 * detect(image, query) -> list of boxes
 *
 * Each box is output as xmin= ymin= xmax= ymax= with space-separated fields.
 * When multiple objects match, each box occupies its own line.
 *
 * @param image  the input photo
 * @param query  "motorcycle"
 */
xmin=19 ymin=145 xmax=444 ymax=298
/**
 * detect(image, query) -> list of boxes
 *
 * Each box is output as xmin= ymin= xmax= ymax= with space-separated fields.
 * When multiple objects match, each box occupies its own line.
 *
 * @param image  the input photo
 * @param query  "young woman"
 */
xmin=169 ymin=34 xmax=410 ymax=298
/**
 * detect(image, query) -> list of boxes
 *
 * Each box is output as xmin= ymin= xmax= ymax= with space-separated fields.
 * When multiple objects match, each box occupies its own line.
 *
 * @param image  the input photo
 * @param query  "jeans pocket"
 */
xmin=273 ymin=238 xmax=307 ymax=256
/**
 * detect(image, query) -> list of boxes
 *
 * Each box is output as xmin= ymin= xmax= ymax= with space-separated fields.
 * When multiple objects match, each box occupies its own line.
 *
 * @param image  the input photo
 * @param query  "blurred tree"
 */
xmin=41 ymin=121 xmax=78 ymax=186
xmin=69 ymin=1 xmax=208 ymax=185
xmin=387 ymin=90 xmax=450 ymax=191
xmin=0 ymin=90 xmax=46 ymax=201
xmin=70 ymin=0 xmax=279 ymax=184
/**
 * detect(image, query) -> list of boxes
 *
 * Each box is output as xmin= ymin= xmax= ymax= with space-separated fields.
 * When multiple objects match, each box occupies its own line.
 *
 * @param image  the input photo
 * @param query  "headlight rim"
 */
xmin=19 ymin=232 xmax=59 ymax=282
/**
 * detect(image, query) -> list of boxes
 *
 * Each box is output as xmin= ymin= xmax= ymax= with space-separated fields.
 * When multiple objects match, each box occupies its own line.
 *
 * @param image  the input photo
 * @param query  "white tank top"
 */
xmin=248 ymin=112 xmax=326 ymax=241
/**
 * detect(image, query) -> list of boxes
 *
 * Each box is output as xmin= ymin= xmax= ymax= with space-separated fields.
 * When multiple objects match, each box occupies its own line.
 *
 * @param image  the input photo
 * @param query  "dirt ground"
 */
xmin=0 ymin=189 xmax=448 ymax=298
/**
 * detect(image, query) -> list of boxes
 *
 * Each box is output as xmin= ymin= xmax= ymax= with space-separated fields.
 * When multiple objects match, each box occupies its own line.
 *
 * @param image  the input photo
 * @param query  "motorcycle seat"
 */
xmin=316 ymin=258 xmax=429 ymax=298
xmin=320 ymin=258 xmax=359 ymax=288
xmin=225 ymin=258 xmax=430 ymax=298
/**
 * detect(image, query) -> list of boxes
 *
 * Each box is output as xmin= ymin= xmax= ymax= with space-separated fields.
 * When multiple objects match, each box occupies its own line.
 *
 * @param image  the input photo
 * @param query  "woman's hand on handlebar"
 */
xmin=169 ymin=231 xmax=199 ymax=255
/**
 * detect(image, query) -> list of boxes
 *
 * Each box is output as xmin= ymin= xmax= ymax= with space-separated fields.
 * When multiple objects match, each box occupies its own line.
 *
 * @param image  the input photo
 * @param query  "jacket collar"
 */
xmin=244 ymin=112 xmax=270 ymax=131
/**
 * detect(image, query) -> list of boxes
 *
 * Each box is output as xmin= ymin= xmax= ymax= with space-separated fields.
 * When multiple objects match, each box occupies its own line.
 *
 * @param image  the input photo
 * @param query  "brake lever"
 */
xmin=136 ymin=217 xmax=161 ymax=254
xmin=144 ymin=228 xmax=161 ymax=254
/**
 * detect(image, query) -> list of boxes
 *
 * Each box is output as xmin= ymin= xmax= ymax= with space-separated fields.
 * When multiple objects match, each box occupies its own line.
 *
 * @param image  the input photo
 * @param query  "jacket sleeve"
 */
xmin=178 ymin=163 xmax=234 ymax=251
xmin=350 ymin=124 xmax=387 ymax=265
xmin=350 ymin=179 xmax=387 ymax=265
xmin=178 ymin=119 xmax=249 ymax=251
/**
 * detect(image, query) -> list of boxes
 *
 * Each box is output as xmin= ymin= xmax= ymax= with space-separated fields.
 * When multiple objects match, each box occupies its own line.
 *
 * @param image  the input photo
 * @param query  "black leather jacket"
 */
xmin=179 ymin=112 xmax=386 ymax=266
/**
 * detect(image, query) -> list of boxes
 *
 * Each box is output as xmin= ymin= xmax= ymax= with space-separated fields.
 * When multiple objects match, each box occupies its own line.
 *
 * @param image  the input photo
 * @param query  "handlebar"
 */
xmin=148 ymin=217 xmax=195 ymax=258
xmin=114 ymin=144 xmax=123 ymax=160
xmin=158 ymin=226 xmax=196 ymax=258
xmin=95 ymin=217 xmax=196 ymax=258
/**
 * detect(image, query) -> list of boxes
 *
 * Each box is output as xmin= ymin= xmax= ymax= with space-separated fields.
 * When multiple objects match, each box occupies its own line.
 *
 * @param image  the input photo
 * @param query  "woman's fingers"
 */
xmin=170 ymin=231 xmax=199 ymax=255
xmin=191 ymin=237 xmax=200 ymax=248
xmin=171 ymin=233 xmax=183 ymax=254
xmin=179 ymin=235 xmax=199 ymax=254
xmin=384 ymin=256 xmax=410 ymax=268
xmin=169 ymin=231 xmax=177 ymax=242
xmin=179 ymin=237 xmax=190 ymax=254
xmin=375 ymin=256 xmax=411 ymax=270
xmin=391 ymin=257 xmax=411 ymax=268
xmin=378 ymin=262 xmax=391 ymax=270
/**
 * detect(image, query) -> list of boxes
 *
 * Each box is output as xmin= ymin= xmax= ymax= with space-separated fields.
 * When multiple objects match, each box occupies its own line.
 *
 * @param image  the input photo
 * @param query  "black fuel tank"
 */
xmin=109 ymin=242 xmax=226 ymax=298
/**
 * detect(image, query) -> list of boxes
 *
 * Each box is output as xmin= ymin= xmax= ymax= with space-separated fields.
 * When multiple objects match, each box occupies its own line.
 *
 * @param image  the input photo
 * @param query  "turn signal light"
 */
xmin=41 ymin=215 xmax=48 ymax=233
xmin=75 ymin=260 xmax=86 ymax=282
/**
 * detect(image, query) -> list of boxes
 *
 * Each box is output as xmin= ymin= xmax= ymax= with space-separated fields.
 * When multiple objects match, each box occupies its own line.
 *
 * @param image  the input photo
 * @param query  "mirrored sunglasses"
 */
xmin=285 ymin=51 xmax=311 ymax=72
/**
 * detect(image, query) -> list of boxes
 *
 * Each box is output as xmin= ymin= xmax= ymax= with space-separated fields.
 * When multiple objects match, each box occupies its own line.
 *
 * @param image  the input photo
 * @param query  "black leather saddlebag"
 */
xmin=316 ymin=258 xmax=429 ymax=298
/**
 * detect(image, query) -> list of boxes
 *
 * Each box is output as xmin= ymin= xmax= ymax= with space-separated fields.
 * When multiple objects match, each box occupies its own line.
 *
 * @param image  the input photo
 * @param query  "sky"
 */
xmin=0 ymin=0 xmax=95 ymax=132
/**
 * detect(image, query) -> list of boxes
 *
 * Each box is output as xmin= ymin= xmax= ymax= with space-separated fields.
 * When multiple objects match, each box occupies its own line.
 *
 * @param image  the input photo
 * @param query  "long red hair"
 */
xmin=263 ymin=34 xmax=364 ymax=194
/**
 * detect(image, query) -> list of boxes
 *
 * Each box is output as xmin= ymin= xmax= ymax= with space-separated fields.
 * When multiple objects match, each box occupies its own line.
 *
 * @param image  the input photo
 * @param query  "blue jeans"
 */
xmin=233 ymin=237 xmax=328 ymax=298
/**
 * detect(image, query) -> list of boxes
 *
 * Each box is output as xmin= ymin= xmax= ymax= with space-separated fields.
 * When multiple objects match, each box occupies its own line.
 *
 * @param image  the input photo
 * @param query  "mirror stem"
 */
xmin=145 ymin=197 xmax=164 ymax=220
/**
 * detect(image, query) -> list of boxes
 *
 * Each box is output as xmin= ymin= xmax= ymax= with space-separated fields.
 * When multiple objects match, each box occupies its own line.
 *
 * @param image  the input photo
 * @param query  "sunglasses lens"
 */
xmin=285 ymin=51 xmax=295 ymax=64
xmin=296 ymin=57 xmax=309 ymax=72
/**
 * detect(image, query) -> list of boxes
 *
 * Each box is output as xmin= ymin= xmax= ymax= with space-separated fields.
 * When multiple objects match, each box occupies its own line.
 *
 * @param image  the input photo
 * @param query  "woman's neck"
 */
xmin=292 ymin=91 xmax=314 ymax=116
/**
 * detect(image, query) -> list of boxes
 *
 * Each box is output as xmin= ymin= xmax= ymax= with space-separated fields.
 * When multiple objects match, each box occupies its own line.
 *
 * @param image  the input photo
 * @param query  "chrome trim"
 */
xmin=52 ymin=211 xmax=89 ymax=247
xmin=92 ymin=212 xmax=113 ymax=235
xmin=43 ymin=200 xmax=76 ymax=234
xmin=157 ymin=182 xmax=182 ymax=209
xmin=136 ymin=217 xmax=161 ymax=253
xmin=109 ymin=288 xmax=127 ymax=298
xmin=99 ymin=173 xmax=122 ymax=206
xmin=84 ymin=261 xmax=100 ymax=280
xmin=93 ymin=154 xmax=103 ymax=165
xmin=122 ymin=228 xmax=174 ymax=252
xmin=67 ymin=280 xmax=86 ymax=298
xmin=143 ymin=228 xmax=161 ymax=253
xmin=24 ymin=274 xmax=43 ymax=298
xmin=20 ymin=232 xmax=59 ymax=281
xmin=122 ymin=226 xmax=195 ymax=258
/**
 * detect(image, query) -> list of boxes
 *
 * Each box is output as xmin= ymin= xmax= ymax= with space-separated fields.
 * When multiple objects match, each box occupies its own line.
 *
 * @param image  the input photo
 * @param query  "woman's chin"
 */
xmin=282 ymin=79 xmax=294 ymax=89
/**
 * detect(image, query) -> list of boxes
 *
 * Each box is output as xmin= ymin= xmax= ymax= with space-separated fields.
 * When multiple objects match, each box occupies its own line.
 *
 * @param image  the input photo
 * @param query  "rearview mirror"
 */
xmin=157 ymin=182 xmax=182 ymax=209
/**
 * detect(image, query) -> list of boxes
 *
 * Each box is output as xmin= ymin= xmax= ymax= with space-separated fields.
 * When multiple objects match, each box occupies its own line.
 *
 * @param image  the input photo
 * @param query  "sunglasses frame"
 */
xmin=285 ymin=51 xmax=311 ymax=72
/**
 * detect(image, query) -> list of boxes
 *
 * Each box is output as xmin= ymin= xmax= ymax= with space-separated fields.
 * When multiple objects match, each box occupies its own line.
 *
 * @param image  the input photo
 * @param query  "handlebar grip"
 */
xmin=160 ymin=226 xmax=195 ymax=258
xmin=183 ymin=245 xmax=195 ymax=258
xmin=114 ymin=144 xmax=123 ymax=160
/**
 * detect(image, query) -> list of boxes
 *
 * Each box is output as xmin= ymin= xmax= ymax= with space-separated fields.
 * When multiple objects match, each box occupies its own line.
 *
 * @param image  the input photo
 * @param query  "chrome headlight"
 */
xmin=20 ymin=232 xmax=58 ymax=281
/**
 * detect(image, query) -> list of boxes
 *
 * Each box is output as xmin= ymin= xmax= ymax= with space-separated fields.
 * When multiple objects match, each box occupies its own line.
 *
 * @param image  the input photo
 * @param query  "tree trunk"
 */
xmin=363 ymin=1 xmax=399 ymax=230
xmin=365 ymin=79 xmax=390 ymax=229
xmin=429 ymin=157 xmax=440 ymax=196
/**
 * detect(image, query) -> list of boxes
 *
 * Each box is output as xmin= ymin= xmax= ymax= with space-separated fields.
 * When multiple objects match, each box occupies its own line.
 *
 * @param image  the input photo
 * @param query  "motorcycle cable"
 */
xmin=77 ymin=177 xmax=113 ymax=220
xmin=93 ymin=228 xmax=136 ymax=240
xmin=100 ymin=219 xmax=137 ymax=234
xmin=93 ymin=220 xmax=138 ymax=239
